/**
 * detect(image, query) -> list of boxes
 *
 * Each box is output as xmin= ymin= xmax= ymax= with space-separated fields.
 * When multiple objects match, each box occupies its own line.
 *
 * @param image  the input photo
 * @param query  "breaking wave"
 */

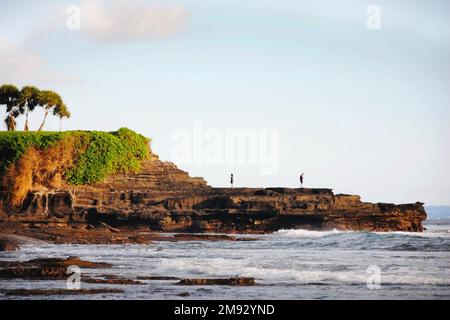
xmin=271 ymin=229 xmax=344 ymax=238
xmin=2 ymin=220 xmax=450 ymax=299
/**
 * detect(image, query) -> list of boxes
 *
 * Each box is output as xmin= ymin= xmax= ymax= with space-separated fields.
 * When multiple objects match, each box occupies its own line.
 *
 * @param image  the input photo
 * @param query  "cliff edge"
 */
xmin=0 ymin=154 xmax=427 ymax=234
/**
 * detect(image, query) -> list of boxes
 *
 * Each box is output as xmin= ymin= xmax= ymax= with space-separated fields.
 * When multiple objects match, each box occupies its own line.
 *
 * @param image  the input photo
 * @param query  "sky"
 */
xmin=0 ymin=0 xmax=449 ymax=205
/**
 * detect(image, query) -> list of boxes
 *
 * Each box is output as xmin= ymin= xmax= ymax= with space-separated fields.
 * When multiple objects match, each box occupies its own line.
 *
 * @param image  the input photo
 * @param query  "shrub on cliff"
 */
xmin=0 ymin=131 xmax=63 ymax=174
xmin=0 ymin=128 xmax=150 ymax=207
xmin=65 ymin=128 xmax=150 ymax=185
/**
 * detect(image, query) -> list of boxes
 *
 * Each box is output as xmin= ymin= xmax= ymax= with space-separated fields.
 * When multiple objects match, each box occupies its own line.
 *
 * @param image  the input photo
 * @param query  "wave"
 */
xmin=241 ymin=267 xmax=450 ymax=286
xmin=150 ymin=257 xmax=450 ymax=286
xmin=374 ymin=229 xmax=450 ymax=238
xmin=4 ymin=235 xmax=449 ymax=300
xmin=271 ymin=229 xmax=345 ymax=238
xmin=271 ymin=227 xmax=450 ymax=239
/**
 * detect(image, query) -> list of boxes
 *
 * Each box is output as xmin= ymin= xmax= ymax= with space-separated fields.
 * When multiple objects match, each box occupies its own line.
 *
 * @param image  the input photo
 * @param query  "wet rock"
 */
xmin=0 ymin=155 xmax=427 ymax=235
xmin=178 ymin=292 xmax=191 ymax=297
xmin=26 ymin=256 xmax=112 ymax=269
xmin=137 ymin=276 xmax=180 ymax=281
xmin=0 ymin=256 xmax=111 ymax=280
xmin=97 ymin=222 xmax=120 ymax=233
xmin=0 ymin=234 xmax=47 ymax=251
xmin=0 ymin=266 xmax=68 ymax=279
xmin=178 ymin=277 xmax=256 ymax=286
xmin=82 ymin=276 xmax=144 ymax=285
xmin=172 ymin=234 xmax=258 ymax=241
xmin=0 ymin=239 xmax=19 ymax=251
xmin=1 ymin=288 xmax=124 ymax=296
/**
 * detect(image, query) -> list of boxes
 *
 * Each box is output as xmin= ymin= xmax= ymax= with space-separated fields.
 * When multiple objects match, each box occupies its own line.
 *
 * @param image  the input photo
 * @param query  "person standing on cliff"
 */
xmin=300 ymin=173 xmax=304 ymax=188
xmin=230 ymin=173 xmax=234 ymax=188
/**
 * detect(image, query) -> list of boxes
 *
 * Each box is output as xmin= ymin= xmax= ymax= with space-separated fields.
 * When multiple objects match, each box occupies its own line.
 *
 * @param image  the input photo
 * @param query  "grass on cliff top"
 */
xmin=64 ymin=128 xmax=151 ymax=184
xmin=0 ymin=128 xmax=151 ymax=205
xmin=0 ymin=128 xmax=151 ymax=184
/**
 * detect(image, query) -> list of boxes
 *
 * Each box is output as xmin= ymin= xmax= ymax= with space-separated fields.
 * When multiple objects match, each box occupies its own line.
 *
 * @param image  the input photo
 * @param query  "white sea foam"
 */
xmin=272 ymin=227 xmax=450 ymax=239
xmin=373 ymin=230 xmax=450 ymax=238
xmin=152 ymin=257 xmax=450 ymax=286
xmin=2 ymin=222 xmax=450 ymax=299
xmin=271 ymin=229 xmax=344 ymax=238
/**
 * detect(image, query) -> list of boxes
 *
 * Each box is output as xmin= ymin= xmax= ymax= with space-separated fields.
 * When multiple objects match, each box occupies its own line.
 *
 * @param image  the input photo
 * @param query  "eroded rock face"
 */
xmin=0 ymin=155 xmax=427 ymax=233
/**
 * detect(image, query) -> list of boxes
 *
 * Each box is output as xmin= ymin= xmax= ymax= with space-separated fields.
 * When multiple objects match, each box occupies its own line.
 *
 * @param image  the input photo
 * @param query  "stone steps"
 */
xmin=92 ymin=159 xmax=210 ymax=193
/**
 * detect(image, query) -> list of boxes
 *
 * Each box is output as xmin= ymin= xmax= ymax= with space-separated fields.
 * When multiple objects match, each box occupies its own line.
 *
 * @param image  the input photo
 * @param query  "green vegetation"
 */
xmin=0 ymin=84 xmax=151 ymax=206
xmin=0 ymin=131 xmax=63 ymax=175
xmin=0 ymin=128 xmax=151 ymax=186
xmin=1 ymin=84 xmax=149 ymax=206
xmin=65 ymin=128 xmax=151 ymax=185
xmin=0 ymin=84 xmax=70 ymax=131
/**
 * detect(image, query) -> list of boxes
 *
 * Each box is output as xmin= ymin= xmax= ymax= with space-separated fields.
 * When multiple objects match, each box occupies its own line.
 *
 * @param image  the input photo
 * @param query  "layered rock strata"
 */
xmin=0 ymin=155 xmax=427 ymax=233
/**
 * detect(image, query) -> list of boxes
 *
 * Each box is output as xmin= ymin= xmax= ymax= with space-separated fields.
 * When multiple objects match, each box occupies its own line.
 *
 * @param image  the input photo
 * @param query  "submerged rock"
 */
xmin=26 ymin=256 xmax=112 ymax=269
xmin=178 ymin=277 xmax=256 ymax=286
xmin=172 ymin=234 xmax=258 ymax=241
xmin=0 ymin=240 xmax=19 ymax=252
xmin=177 ymin=292 xmax=191 ymax=297
xmin=0 ymin=256 xmax=111 ymax=280
xmin=137 ymin=276 xmax=180 ymax=281
xmin=0 ymin=234 xmax=47 ymax=251
xmin=82 ymin=276 xmax=144 ymax=285
xmin=1 ymin=288 xmax=124 ymax=296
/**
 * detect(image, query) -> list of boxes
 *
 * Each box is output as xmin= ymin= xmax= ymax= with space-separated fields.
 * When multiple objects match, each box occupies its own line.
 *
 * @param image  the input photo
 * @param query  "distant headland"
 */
xmin=0 ymin=127 xmax=427 ymax=248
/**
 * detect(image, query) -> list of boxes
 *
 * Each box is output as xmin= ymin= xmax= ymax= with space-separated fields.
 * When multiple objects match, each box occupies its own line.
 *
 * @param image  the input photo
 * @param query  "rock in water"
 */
xmin=0 ymin=239 xmax=19 ymax=252
xmin=178 ymin=277 xmax=256 ymax=286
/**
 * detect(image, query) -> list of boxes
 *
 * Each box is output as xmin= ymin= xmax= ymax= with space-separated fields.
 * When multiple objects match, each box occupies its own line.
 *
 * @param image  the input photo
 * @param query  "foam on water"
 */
xmin=271 ymin=229 xmax=344 ymax=238
xmin=1 ymin=220 xmax=450 ymax=300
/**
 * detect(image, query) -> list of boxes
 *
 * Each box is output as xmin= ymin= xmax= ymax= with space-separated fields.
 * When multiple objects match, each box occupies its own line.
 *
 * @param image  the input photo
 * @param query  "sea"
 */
xmin=1 ymin=206 xmax=449 ymax=300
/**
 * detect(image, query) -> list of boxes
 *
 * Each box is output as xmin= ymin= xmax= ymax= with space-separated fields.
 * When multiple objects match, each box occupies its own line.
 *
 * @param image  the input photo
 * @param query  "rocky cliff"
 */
xmin=0 ymin=154 xmax=427 ymax=233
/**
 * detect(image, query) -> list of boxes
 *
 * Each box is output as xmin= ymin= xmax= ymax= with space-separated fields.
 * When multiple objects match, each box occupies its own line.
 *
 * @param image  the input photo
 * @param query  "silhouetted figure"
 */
xmin=230 ymin=173 xmax=234 ymax=188
xmin=300 ymin=173 xmax=304 ymax=188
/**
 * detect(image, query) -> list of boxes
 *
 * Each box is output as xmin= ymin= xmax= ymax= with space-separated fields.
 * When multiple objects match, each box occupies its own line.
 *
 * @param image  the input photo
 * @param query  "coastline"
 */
xmin=0 ymin=154 xmax=427 ymax=248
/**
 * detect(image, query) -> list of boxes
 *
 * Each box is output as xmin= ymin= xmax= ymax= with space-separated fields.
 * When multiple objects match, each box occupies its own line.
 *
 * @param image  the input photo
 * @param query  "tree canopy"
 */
xmin=0 ymin=84 xmax=70 ymax=131
xmin=19 ymin=86 xmax=40 ymax=131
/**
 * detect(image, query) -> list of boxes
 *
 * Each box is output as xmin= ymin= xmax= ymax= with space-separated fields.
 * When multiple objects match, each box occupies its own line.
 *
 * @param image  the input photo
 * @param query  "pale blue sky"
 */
xmin=1 ymin=0 xmax=449 ymax=205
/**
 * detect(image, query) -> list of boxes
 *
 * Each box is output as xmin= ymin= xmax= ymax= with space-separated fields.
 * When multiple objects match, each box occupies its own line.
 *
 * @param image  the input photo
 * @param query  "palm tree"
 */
xmin=53 ymin=103 xmax=71 ymax=131
xmin=37 ymin=90 xmax=64 ymax=131
xmin=19 ymin=86 xmax=40 ymax=131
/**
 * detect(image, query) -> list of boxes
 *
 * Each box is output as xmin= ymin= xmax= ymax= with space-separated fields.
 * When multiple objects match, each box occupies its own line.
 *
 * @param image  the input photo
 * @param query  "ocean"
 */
xmin=1 ymin=208 xmax=449 ymax=300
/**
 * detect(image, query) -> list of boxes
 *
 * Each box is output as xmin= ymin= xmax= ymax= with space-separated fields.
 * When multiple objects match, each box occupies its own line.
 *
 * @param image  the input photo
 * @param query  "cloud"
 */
xmin=82 ymin=0 xmax=188 ymax=41
xmin=0 ymin=37 xmax=78 ymax=86
xmin=0 ymin=0 xmax=188 ymax=85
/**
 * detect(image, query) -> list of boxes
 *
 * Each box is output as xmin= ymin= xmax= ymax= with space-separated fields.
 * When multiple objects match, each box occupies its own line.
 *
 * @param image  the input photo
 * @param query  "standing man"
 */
xmin=300 ymin=173 xmax=304 ymax=188
xmin=230 ymin=173 xmax=234 ymax=188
